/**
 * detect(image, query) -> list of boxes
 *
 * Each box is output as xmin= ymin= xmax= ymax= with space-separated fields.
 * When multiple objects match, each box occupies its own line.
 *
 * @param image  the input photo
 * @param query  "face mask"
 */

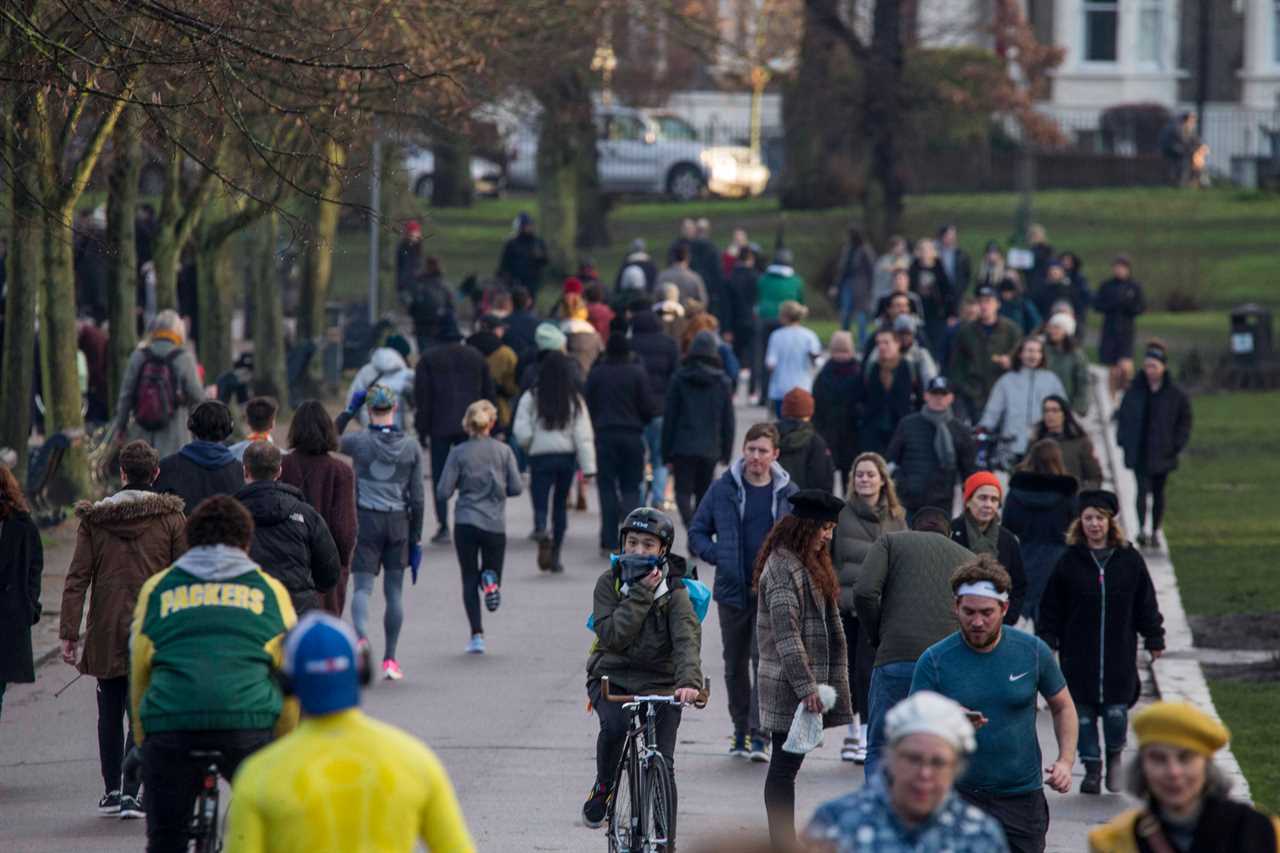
xmin=612 ymin=553 xmax=664 ymax=585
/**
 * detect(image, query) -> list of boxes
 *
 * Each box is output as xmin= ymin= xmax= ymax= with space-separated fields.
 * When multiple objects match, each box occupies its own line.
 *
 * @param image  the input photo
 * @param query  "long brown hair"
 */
xmin=1017 ymin=438 xmax=1067 ymax=476
xmin=846 ymin=451 xmax=905 ymax=520
xmin=1066 ymin=510 xmax=1128 ymax=548
xmin=751 ymin=515 xmax=839 ymax=602
xmin=0 ymin=467 xmax=30 ymax=519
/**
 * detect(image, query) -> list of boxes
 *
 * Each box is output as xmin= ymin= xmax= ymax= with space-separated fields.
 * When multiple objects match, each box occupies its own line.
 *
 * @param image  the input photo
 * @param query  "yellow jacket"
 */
xmin=225 ymin=708 xmax=475 ymax=853
xmin=1089 ymin=807 xmax=1280 ymax=852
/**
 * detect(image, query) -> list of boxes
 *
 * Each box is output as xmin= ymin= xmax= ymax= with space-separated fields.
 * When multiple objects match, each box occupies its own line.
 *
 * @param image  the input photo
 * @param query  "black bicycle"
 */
xmin=189 ymin=750 xmax=224 ymax=853
xmin=601 ymin=677 xmax=707 ymax=853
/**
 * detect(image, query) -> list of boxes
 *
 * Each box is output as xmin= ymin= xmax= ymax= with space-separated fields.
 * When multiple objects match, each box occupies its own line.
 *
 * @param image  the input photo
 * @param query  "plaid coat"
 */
xmin=756 ymin=547 xmax=853 ymax=734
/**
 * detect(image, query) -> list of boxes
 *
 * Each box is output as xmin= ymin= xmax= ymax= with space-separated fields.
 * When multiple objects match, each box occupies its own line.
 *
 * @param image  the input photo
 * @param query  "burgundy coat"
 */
xmin=279 ymin=451 xmax=357 ymax=616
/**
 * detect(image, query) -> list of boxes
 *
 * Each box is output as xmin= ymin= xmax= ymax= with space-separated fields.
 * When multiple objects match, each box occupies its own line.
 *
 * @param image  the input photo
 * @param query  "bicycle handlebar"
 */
xmin=601 ymin=676 xmax=710 ymax=709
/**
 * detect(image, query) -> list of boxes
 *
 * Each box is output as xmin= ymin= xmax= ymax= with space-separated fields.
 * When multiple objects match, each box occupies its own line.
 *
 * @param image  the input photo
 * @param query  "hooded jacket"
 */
xmin=776 ymin=419 xmax=836 ymax=492
xmin=236 ymin=480 xmax=341 ymax=615
xmin=1001 ymin=471 xmax=1079 ymax=618
xmin=629 ymin=310 xmax=680 ymax=417
xmin=346 ymin=348 xmax=416 ymax=431
xmin=155 ymin=441 xmax=246 ymax=515
xmin=511 ymin=390 xmax=597 ymax=475
xmin=339 ymin=427 xmax=426 ymax=544
xmin=585 ymin=353 xmax=655 ymax=433
xmin=114 ymin=338 xmax=207 ymax=458
xmin=413 ymin=341 xmax=494 ymax=442
xmin=978 ymin=367 xmax=1067 ymax=458
xmin=662 ymin=340 xmax=735 ymax=463
xmin=467 ymin=331 xmax=520 ymax=429
xmin=756 ymin=264 xmax=804 ymax=321
xmin=60 ymin=490 xmax=187 ymax=679
xmin=688 ymin=460 xmax=797 ymax=610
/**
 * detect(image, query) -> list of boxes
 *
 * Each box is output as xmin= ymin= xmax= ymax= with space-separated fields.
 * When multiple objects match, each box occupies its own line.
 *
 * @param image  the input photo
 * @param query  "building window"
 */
xmin=1138 ymin=0 xmax=1164 ymax=67
xmin=1275 ymin=0 xmax=1280 ymax=64
xmin=1084 ymin=0 xmax=1118 ymax=62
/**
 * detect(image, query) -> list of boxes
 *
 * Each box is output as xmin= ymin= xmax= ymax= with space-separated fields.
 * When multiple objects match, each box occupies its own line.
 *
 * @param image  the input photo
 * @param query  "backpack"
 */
xmin=132 ymin=347 xmax=183 ymax=431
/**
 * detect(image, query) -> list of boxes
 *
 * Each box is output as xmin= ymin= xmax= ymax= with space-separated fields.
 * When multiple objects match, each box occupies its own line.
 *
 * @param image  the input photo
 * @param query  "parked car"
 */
xmin=402 ymin=145 xmax=505 ymax=200
xmin=649 ymin=112 xmax=770 ymax=199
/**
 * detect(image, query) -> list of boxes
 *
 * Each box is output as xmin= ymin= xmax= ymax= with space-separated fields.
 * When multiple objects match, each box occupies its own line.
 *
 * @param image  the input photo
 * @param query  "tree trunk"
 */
xmin=39 ymin=216 xmax=91 ymax=499
xmin=299 ymin=139 xmax=345 ymax=396
xmin=430 ymin=133 xmax=474 ymax=208
xmin=195 ymin=225 xmax=235 ymax=381
xmin=575 ymin=105 xmax=611 ymax=252
xmin=151 ymin=143 xmax=184 ymax=311
xmin=535 ymin=70 xmax=589 ymax=279
xmin=106 ymin=106 xmax=140 ymax=413
xmin=864 ymin=0 xmax=907 ymax=242
xmin=1 ymin=92 xmax=41 ymax=482
xmin=250 ymin=212 xmax=288 ymax=409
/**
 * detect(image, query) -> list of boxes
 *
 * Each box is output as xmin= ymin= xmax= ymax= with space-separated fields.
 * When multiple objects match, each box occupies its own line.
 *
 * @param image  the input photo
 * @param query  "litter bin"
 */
xmin=1230 ymin=304 xmax=1273 ymax=367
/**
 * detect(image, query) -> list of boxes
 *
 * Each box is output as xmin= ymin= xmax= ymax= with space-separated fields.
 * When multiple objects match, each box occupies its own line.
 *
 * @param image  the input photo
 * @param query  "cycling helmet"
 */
xmin=617 ymin=507 xmax=675 ymax=554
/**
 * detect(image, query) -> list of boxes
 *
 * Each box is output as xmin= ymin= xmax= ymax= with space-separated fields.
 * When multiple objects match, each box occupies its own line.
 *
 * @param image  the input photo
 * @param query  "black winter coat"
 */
xmin=858 ymin=360 xmax=918 ymax=456
xmin=630 ymin=311 xmax=681 ymax=417
xmin=662 ymin=357 xmax=735 ymax=464
xmin=951 ymin=515 xmax=1027 ymax=624
xmin=155 ymin=449 xmax=245 ymax=516
xmin=776 ymin=419 xmax=837 ymax=492
xmin=1002 ymin=471 xmax=1078 ymax=618
xmin=728 ymin=266 xmax=759 ymax=340
xmin=1094 ymin=277 xmax=1146 ymax=364
xmin=886 ymin=412 xmax=977 ymax=512
xmin=812 ymin=358 xmax=864 ymax=477
xmin=414 ymin=342 xmax=495 ymax=442
xmin=497 ymin=232 xmax=549 ymax=293
xmin=0 ymin=511 xmax=43 ymax=683
xmin=236 ymin=481 xmax=341 ymax=615
xmin=1038 ymin=543 xmax=1164 ymax=706
xmin=1116 ymin=373 xmax=1193 ymax=476
xmin=585 ymin=356 xmax=655 ymax=433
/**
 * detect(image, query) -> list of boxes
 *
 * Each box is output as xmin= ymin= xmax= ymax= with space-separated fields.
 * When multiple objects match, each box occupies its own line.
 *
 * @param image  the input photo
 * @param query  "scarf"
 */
xmin=246 ymin=431 xmax=273 ymax=445
xmin=921 ymin=407 xmax=956 ymax=470
xmin=150 ymin=329 xmax=183 ymax=347
xmin=965 ymin=512 xmax=1000 ymax=556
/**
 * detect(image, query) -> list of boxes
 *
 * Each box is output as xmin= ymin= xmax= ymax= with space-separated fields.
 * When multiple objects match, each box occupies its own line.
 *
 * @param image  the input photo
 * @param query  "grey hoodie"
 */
xmin=340 ymin=427 xmax=425 ymax=543
xmin=175 ymin=544 xmax=262 ymax=581
xmin=346 ymin=348 xmax=416 ymax=430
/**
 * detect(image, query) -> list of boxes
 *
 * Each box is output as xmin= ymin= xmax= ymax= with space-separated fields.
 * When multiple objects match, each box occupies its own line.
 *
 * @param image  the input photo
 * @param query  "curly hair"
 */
xmin=950 ymin=553 xmax=1012 ymax=596
xmin=119 ymin=440 xmax=160 ymax=485
xmin=751 ymin=515 xmax=839 ymax=602
xmin=846 ymin=452 xmax=906 ymax=521
xmin=186 ymin=495 xmax=254 ymax=550
xmin=0 ymin=466 xmax=29 ymax=519
xmin=681 ymin=312 xmax=719 ymax=354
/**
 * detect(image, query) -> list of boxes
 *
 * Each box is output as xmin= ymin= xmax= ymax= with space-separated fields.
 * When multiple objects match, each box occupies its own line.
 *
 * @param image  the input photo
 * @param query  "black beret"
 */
xmin=789 ymin=489 xmax=845 ymax=524
xmin=1078 ymin=489 xmax=1119 ymax=517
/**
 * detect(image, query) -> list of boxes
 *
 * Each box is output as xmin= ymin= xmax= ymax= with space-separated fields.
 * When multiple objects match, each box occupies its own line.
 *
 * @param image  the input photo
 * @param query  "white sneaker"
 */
xmin=840 ymin=736 xmax=860 ymax=762
xmin=466 ymin=634 xmax=486 ymax=655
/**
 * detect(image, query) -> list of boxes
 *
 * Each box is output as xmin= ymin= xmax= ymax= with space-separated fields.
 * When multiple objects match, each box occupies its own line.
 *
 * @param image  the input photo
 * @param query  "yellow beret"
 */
xmin=1133 ymin=702 xmax=1230 ymax=757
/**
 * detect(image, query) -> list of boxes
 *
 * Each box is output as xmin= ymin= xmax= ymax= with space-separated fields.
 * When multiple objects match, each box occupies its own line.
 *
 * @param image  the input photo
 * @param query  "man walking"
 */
xmin=886 ymin=376 xmax=977 ymax=518
xmin=228 ymin=397 xmax=278 ymax=461
xmin=948 ymin=285 xmax=1021 ymax=423
xmin=496 ymin=212 xmax=549 ymax=298
xmin=60 ymin=440 xmax=186 ymax=818
xmin=236 ymin=442 xmax=341 ymax=616
xmin=688 ymin=423 xmax=797 ymax=762
xmin=911 ymin=555 xmax=1077 ymax=853
xmin=655 ymin=243 xmax=708 ymax=308
xmin=854 ymin=508 xmax=974 ymax=775
xmin=153 ymin=401 xmax=245 ymax=515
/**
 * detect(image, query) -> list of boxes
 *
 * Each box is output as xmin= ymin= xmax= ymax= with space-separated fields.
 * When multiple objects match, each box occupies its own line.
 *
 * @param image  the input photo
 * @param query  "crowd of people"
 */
xmin=3 ymin=209 xmax=1262 ymax=853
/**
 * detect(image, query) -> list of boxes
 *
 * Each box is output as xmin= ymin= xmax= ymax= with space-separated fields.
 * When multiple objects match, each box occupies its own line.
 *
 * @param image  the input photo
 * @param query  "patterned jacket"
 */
xmin=755 ymin=547 xmax=852 ymax=733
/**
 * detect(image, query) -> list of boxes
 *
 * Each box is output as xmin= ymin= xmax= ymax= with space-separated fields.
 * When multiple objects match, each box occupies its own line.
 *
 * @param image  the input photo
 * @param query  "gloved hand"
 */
xmin=346 ymin=388 xmax=368 ymax=413
xmin=408 ymin=543 xmax=423 ymax=584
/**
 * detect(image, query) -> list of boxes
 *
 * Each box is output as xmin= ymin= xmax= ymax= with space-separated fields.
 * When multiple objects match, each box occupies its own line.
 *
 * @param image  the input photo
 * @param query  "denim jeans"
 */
xmin=595 ymin=430 xmax=645 ymax=549
xmin=1077 ymin=702 xmax=1129 ymax=764
xmin=865 ymin=660 xmax=918 ymax=778
xmin=529 ymin=453 xmax=577 ymax=546
xmin=643 ymin=417 xmax=667 ymax=506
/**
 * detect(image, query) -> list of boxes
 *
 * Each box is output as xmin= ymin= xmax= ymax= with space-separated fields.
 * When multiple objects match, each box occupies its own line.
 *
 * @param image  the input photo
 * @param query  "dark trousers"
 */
xmin=958 ymin=788 xmax=1050 ymax=853
xmin=530 ymin=453 xmax=577 ymax=546
xmin=670 ymin=454 xmax=717 ymax=528
xmin=595 ymin=430 xmax=645 ymax=549
xmin=1136 ymin=471 xmax=1170 ymax=533
xmin=764 ymin=730 xmax=807 ymax=849
xmin=429 ymin=434 xmax=466 ymax=531
xmin=717 ymin=600 xmax=761 ymax=738
xmin=840 ymin=611 xmax=873 ymax=720
xmin=97 ymin=676 xmax=138 ymax=795
xmin=141 ymin=729 xmax=273 ymax=853
xmin=454 ymin=523 xmax=506 ymax=636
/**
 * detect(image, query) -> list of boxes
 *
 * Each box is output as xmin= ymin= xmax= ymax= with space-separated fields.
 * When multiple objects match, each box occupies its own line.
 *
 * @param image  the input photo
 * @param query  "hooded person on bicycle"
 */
xmin=582 ymin=507 xmax=703 ymax=838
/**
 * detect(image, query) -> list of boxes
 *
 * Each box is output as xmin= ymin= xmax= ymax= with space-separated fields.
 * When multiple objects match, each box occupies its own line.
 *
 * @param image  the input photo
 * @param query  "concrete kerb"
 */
xmin=1088 ymin=365 xmax=1253 ymax=802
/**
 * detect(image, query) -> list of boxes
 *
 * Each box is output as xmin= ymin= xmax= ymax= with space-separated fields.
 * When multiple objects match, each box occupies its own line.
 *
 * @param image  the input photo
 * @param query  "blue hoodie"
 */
xmin=179 ymin=440 xmax=237 ymax=470
xmin=155 ymin=440 xmax=245 ymax=515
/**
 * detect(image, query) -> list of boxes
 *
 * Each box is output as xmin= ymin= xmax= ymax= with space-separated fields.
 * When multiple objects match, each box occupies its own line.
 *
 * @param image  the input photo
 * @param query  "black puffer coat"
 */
xmin=1038 ymin=543 xmax=1164 ymax=706
xmin=777 ymin=419 xmax=836 ymax=492
xmin=951 ymin=515 xmax=1028 ymax=625
xmin=886 ymin=411 xmax=977 ymax=512
xmin=812 ymin=358 xmax=863 ymax=479
xmin=630 ymin=310 xmax=681 ymax=417
xmin=858 ymin=360 xmax=918 ymax=456
xmin=662 ymin=349 xmax=735 ymax=464
xmin=0 ymin=511 xmax=42 ymax=684
xmin=236 ymin=481 xmax=341 ymax=614
xmin=1001 ymin=471 xmax=1078 ymax=619
xmin=1116 ymin=372 xmax=1192 ymax=476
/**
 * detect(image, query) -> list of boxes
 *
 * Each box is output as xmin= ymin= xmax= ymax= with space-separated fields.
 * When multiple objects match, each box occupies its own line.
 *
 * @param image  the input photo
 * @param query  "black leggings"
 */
xmin=670 ymin=455 xmax=717 ymax=528
xmin=763 ymin=730 xmax=806 ymax=849
xmin=97 ymin=676 xmax=138 ymax=796
xmin=454 ymin=523 xmax=505 ymax=636
xmin=1136 ymin=472 xmax=1169 ymax=533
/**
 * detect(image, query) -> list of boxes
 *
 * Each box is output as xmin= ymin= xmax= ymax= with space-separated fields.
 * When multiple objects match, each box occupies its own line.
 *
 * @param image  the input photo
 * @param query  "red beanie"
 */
xmin=403 ymin=220 xmax=422 ymax=238
xmin=963 ymin=471 xmax=1003 ymax=505
xmin=563 ymin=277 xmax=583 ymax=296
xmin=780 ymin=387 xmax=815 ymax=419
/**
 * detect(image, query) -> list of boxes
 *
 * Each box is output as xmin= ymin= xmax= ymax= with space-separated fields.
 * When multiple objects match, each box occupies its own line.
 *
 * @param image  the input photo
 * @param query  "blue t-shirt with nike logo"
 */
xmin=909 ymin=627 xmax=1066 ymax=796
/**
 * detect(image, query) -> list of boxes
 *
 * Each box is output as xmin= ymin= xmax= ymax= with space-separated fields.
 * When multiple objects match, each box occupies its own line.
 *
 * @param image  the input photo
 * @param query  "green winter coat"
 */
xmin=947 ymin=318 xmax=1022 ymax=411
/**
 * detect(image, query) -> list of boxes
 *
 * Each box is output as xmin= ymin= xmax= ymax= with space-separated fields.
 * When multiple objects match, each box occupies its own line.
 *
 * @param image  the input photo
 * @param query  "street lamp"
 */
xmin=592 ymin=44 xmax=618 ymax=105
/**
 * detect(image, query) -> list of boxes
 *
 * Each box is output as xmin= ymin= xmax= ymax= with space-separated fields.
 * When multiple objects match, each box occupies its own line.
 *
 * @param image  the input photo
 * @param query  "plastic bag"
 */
xmin=782 ymin=684 xmax=837 ymax=754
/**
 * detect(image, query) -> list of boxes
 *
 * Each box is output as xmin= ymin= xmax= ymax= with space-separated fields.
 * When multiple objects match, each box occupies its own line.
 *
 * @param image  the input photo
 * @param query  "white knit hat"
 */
xmin=885 ymin=691 xmax=977 ymax=755
xmin=1048 ymin=312 xmax=1077 ymax=337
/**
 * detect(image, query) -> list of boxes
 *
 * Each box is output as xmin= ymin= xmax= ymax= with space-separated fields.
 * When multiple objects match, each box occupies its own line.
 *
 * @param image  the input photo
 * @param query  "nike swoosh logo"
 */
xmin=1009 ymin=672 xmax=1030 ymax=682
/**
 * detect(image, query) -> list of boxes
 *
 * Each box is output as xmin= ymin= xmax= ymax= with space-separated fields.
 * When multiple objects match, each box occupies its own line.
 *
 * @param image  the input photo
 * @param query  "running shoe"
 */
xmin=381 ymin=659 xmax=404 ymax=681
xmin=582 ymin=781 xmax=609 ymax=828
xmin=749 ymin=736 xmax=770 ymax=764
xmin=118 ymin=794 xmax=144 ymax=819
xmin=480 ymin=570 xmax=501 ymax=612
xmin=729 ymin=732 xmax=749 ymax=758
xmin=466 ymin=634 xmax=486 ymax=655
xmin=98 ymin=790 xmax=121 ymax=816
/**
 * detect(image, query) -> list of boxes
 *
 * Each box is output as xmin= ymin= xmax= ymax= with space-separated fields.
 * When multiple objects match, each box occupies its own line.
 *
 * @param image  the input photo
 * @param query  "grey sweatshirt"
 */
xmin=340 ymin=427 xmax=425 ymax=542
xmin=435 ymin=436 xmax=523 ymax=533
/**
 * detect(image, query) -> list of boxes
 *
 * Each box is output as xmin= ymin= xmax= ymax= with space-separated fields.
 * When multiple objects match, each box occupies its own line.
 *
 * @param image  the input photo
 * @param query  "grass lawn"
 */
xmin=1206 ymin=679 xmax=1280 ymax=813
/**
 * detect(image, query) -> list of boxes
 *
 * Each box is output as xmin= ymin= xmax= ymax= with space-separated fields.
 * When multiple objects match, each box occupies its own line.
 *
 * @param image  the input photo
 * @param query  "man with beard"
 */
xmin=910 ymin=555 xmax=1077 ymax=853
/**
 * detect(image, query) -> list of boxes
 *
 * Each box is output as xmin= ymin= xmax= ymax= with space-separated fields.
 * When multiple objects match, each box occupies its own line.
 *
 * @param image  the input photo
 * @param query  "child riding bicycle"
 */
xmin=583 ymin=507 xmax=703 ymax=839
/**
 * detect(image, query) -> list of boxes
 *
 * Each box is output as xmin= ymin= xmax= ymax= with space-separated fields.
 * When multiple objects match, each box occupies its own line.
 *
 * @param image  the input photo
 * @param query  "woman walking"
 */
xmin=1043 ymin=312 xmax=1091 ymax=416
xmin=513 ymin=350 xmax=596 ymax=573
xmin=1039 ymin=490 xmax=1165 ymax=795
xmin=833 ymin=453 xmax=906 ymax=765
xmin=756 ymin=490 xmax=853 ymax=848
xmin=812 ymin=331 xmax=863 ymax=497
xmin=280 ymin=401 xmax=358 ymax=617
xmin=764 ymin=300 xmax=822 ymax=416
xmin=0 ymin=467 xmax=42 ymax=720
xmin=111 ymin=309 xmax=207 ymax=458
xmin=978 ymin=335 xmax=1066 ymax=469
xmin=1033 ymin=395 xmax=1103 ymax=490
xmin=1095 ymin=255 xmax=1146 ymax=401
xmin=437 ymin=401 xmax=522 ymax=654
xmin=1002 ymin=438 xmax=1078 ymax=624
xmin=662 ymin=331 xmax=735 ymax=528
xmin=1116 ymin=341 xmax=1192 ymax=550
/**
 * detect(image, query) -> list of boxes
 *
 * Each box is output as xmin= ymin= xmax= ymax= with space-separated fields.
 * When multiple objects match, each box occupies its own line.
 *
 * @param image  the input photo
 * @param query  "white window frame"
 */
xmin=1274 ymin=0 xmax=1280 ymax=66
xmin=1083 ymin=0 xmax=1120 ymax=64
xmin=1137 ymin=0 xmax=1166 ymax=69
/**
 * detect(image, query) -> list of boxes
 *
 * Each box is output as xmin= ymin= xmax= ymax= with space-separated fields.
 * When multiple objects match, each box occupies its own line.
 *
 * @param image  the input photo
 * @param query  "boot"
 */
xmin=1105 ymin=750 xmax=1124 ymax=793
xmin=536 ymin=537 xmax=553 ymax=572
xmin=1080 ymin=761 xmax=1102 ymax=795
xmin=550 ymin=544 xmax=565 ymax=574
xmin=576 ymin=482 xmax=588 ymax=512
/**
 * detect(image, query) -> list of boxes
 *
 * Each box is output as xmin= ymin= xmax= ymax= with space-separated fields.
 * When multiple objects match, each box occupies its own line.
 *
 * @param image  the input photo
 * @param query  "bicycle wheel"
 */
xmin=640 ymin=753 xmax=675 ymax=853
xmin=607 ymin=740 xmax=639 ymax=853
xmin=192 ymin=784 xmax=221 ymax=853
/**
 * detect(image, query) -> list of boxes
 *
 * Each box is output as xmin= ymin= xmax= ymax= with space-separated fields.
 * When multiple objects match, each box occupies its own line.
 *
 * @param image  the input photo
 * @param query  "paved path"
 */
xmin=1 ymin=396 xmax=1137 ymax=851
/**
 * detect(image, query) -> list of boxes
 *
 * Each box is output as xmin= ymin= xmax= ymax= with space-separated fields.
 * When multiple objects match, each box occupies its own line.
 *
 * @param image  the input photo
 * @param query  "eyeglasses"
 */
xmin=893 ymin=751 xmax=957 ymax=774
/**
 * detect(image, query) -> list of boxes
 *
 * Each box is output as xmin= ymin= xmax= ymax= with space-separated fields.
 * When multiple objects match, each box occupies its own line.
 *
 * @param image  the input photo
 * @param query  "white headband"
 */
xmin=955 ymin=581 xmax=1009 ymax=602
